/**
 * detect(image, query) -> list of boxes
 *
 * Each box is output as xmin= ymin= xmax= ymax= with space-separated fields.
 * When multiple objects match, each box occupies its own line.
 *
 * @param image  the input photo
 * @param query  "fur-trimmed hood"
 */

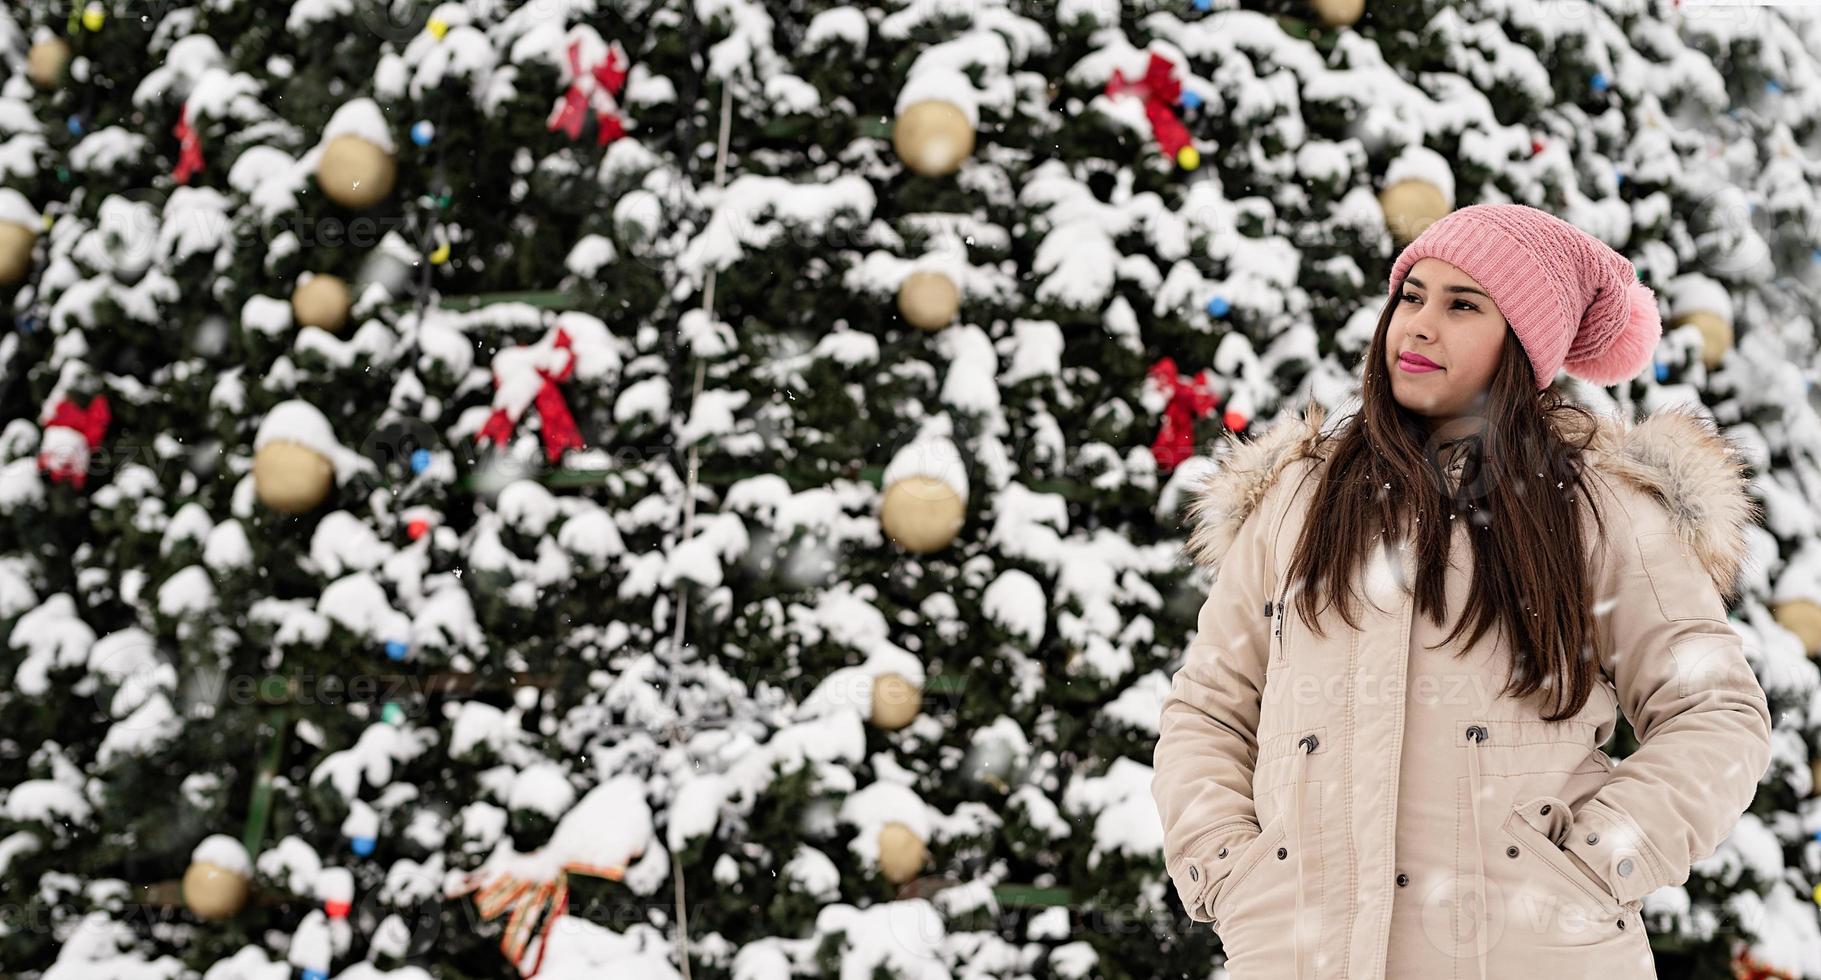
xmin=1183 ymin=402 xmax=1760 ymax=602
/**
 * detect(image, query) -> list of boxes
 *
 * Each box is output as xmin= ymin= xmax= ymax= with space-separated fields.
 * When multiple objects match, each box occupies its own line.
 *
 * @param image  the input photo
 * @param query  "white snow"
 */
xmin=509 ymin=762 xmax=576 ymax=818
xmin=96 ymin=694 xmax=179 ymax=765
xmin=1061 ymin=757 xmax=1163 ymax=866
xmin=287 ymin=911 xmax=333 ymax=972
xmin=319 ymin=97 xmax=397 ymax=153
xmin=3 ymin=779 xmax=93 ymax=827
xmin=813 ymin=900 xmax=950 ymax=980
xmin=782 ymin=845 xmax=841 ymax=901
xmin=0 ymin=187 xmax=40 ymax=227
xmin=447 ymin=775 xmax=652 ymax=889
xmin=982 ymin=569 xmax=1046 ymax=646
xmin=257 ymin=836 xmax=323 ymax=894
xmin=191 ymin=834 xmax=252 ymax=877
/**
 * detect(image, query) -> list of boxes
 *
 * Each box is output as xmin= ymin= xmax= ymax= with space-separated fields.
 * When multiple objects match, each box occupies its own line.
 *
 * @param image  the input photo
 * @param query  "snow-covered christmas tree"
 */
xmin=1 ymin=1 xmax=1818 ymax=978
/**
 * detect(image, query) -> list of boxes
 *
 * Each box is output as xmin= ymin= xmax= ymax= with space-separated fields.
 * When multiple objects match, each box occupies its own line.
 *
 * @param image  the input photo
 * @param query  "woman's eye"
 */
xmin=1399 ymin=293 xmax=1477 ymax=312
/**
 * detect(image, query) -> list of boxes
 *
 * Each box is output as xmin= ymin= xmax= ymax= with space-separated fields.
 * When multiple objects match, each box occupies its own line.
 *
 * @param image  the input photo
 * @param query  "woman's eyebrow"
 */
xmin=1403 ymin=276 xmax=1491 ymax=299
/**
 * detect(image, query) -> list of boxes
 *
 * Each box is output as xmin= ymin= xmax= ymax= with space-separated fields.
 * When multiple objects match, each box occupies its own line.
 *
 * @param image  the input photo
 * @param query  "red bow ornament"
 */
xmin=38 ymin=394 xmax=111 ymax=488
xmin=476 ymin=327 xmax=586 ymax=463
xmin=173 ymin=103 xmax=205 ymax=184
xmin=1147 ymin=357 xmax=1217 ymax=472
xmin=548 ymin=35 xmax=630 ymax=146
xmin=1104 ymin=52 xmax=1195 ymax=168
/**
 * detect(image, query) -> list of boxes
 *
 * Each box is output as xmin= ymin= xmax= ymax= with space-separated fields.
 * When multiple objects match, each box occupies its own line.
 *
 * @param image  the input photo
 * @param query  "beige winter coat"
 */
xmin=1152 ymin=404 xmax=1774 ymax=980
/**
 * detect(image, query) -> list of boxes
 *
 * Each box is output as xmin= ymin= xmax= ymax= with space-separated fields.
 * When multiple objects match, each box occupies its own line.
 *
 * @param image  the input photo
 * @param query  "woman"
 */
xmin=1151 ymin=204 xmax=1774 ymax=980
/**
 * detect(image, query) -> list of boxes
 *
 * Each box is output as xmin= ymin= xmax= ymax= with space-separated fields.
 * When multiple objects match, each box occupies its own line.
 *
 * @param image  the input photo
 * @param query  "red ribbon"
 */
xmin=1732 ymin=947 xmax=1796 ymax=980
xmin=547 ymin=39 xmax=629 ymax=146
xmin=452 ymin=861 xmax=630 ymax=978
xmin=476 ymin=328 xmax=585 ymax=463
xmin=172 ymin=105 xmax=204 ymax=184
xmin=1147 ymin=357 xmax=1217 ymax=472
xmin=38 ymin=394 xmax=111 ymax=488
xmin=1104 ymin=53 xmax=1192 ymax=161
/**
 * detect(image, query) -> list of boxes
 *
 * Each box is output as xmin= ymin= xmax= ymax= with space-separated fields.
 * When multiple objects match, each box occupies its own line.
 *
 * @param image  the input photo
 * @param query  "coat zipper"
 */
xmin=1269 ymin=575 xmax=1291 ymax=664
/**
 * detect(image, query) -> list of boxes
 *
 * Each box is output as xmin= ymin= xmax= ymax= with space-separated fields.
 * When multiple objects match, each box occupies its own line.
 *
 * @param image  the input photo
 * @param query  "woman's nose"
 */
xmin=1408 ymin=307 xmax=1440 ymax=340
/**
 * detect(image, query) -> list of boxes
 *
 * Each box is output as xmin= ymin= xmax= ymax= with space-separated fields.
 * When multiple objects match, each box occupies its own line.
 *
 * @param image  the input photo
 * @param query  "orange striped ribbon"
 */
xmin=458 ymin=861 xmax=631 ymax=977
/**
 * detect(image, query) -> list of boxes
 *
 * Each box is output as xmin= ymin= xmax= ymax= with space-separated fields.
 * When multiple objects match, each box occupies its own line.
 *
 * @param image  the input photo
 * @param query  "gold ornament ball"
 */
xmin=81 ymin=2 xmax=106 ymax=30
xmin=181 ymin=860 xmax=249 ymax=920
xmin=896 ymin=271 xmax=960 ymax=332
xmin=892 ymin=100 xmax=975 ymax=178
xmin=877 ymin=821 xmax=928 ymax=885
xmin=1310 ymin=0 xmax=1365 ymax=28
xmin=1378 ymin=179 xmax=1451 ymax=245
xmin=254 ymin=441 xmax=335 ymax=514
xmin=292 ymin=274 xmax=352 ymax=333
xmin=316 ymin=135 xmax=397 ymax=210
xmin=27 ymin=38 xmax=72 ymax=89
xmin=1773 ymin=598 xmax=1821 ymax=655
xmin=871 ymin=673 xmax=922 ymax=730
xmin=880 ymin=476 xmax=965 ymax=554
xmin=0 ymin=221 xmax=35 ymax=286
xmin=1672 ymin=310 xmax=1732 ymax=370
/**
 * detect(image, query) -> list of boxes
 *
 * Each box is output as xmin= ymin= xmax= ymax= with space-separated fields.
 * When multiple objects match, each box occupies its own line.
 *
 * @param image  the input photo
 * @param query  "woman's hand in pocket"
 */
xmin=1560 ymin=841 xmax=1615 ymax=904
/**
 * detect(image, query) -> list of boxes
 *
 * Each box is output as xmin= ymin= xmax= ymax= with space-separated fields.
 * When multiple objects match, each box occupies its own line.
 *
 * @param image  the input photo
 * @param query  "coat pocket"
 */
xmin=1501 ymin=796 xmax=1619 ymax=914
xmin=1210 ymin=784 xmax=1326 ymax=977
xmin=1453 ymin=718 xmax=1601 ymax=776
xmin=1208 ymin=809 xmax=1280 ymax=927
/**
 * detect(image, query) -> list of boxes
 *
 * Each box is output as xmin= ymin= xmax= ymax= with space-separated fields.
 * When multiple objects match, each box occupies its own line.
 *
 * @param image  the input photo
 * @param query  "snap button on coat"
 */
xmin=1153 ymin=405 xmax=1774 ymax=980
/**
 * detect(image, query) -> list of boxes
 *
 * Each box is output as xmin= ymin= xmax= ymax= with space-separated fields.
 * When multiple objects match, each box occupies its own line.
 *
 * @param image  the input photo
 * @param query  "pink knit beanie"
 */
xmin=1386 ymin=203 xmax=1662 ymax=389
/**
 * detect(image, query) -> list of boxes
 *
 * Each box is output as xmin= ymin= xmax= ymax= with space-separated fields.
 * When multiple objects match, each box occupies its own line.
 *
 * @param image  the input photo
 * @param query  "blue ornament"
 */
xmin=67 ymin=115 xmax=82 ymax=135
xmin=1654 ymin=362 xmax=1668 ymax=382
xmin=411 ymin=120 xmax=435 ymax=146
xmin=1206 ymin=296 xmax=1230 ymax=317
xmin=352 ymin=835 xmax=377 ymax=857
xmin=410 ymin=448 xmax=431 ymax=473
xmin=1614 ymin=169 xmax=1624 ymax=187
xmin=385 ymin=639 xmax=408 ymax=661
xmin=1591 ymin=72 xmax=1609 ymax=93
xmin=1191 ymin=0 xmax=1211 ymax=10
xmin=1180 ymin=90 xmax=1202 ymax=110
xmin=19 ymin=314 xmax=39 ymax=333
xmin=1766 ymin=79 xmax=1783 ymax=94
xmin=1811 ymin=247 xmax=1821 ymax=264
xmin=303 ymin=971 xmax=328 ymax=980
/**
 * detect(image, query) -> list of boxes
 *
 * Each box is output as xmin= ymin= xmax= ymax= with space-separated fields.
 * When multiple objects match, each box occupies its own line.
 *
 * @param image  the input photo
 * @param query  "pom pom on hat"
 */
xmin=1562 ymin=279 xmax=1662 ymax=386
xmin=1387 ymin=203 xmax=1662 ymax=389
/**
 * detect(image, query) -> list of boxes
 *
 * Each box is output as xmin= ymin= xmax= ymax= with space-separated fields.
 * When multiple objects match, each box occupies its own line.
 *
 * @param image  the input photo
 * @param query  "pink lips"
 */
xmin=1398 ymin=352 xmax=1442 ymax=373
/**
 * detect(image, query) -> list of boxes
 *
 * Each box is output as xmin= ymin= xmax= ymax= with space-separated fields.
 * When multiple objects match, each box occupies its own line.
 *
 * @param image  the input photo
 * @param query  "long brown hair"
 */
xmin=1283 ymin=290 xmax=1613 ymax=722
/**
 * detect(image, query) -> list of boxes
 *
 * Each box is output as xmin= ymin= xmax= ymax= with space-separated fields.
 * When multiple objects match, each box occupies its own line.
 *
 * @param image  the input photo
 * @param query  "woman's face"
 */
xmin=1385 ymin=258 xmax=1508 ymax=434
